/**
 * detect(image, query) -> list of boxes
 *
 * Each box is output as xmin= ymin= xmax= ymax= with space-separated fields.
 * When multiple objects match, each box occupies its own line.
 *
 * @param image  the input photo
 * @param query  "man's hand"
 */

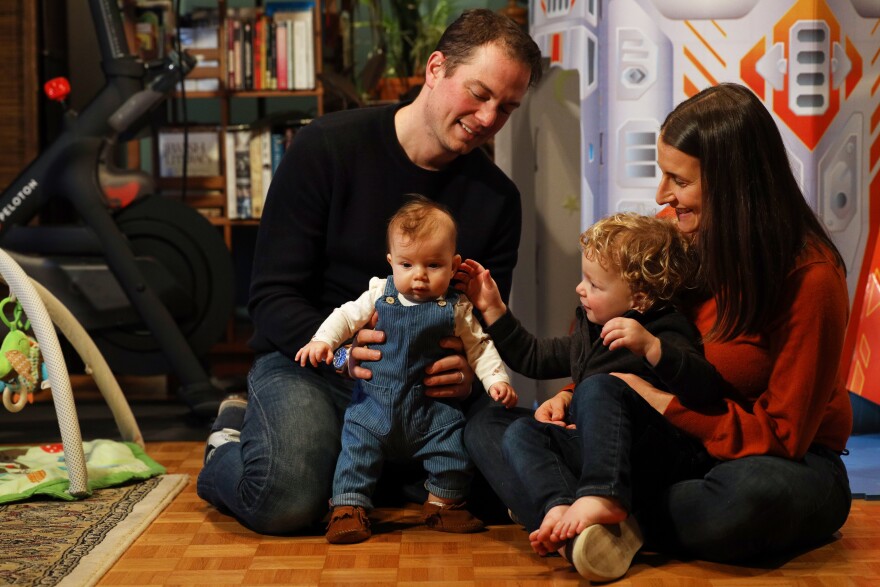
xmin=347 ymin=311 xmax=384 ymax=380
xmin=534 ymin=389 xmax=575 ymax=428
xmin=423 ymin=337 xmax=474 ymax=399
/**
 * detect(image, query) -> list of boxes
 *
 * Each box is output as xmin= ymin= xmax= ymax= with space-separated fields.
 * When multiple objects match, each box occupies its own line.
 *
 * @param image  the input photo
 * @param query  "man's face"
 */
xmin=424 ymin=43 xmax=531 ymax=157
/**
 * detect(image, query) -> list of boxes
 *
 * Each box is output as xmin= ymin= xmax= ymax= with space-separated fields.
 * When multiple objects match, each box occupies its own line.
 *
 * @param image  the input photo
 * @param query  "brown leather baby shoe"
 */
xmin=422 ymin=500 xmax=484 ymax=533
xmin=325 ymin=505 xmax=371 ymax=544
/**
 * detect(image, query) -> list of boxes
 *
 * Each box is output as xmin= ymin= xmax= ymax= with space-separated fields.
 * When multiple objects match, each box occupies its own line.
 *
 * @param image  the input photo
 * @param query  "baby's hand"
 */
xmin=294 ymin=341 xmax=333 ymax=367
xmin=489 ymin=382 xmax=518 ymax=408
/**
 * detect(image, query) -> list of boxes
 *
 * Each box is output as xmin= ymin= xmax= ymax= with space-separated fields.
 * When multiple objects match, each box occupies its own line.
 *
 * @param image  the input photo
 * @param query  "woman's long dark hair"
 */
xmin=660 ymin=83 xmax=844 ymax=341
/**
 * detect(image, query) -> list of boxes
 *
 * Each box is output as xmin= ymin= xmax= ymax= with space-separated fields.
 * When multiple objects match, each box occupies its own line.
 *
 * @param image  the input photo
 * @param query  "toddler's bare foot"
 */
xmin=528 ymin=505 xmax=569 ymax=556
xmin=553 ymin=496 xmax=628 ymax=542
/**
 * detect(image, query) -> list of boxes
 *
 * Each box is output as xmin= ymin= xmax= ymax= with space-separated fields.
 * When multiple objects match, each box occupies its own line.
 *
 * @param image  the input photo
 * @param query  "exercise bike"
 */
xmin=0 ymin=0 xmax=234 ymax=418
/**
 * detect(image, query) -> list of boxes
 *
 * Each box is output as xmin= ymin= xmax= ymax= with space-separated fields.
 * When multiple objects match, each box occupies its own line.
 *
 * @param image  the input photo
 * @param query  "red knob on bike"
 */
xmin=44 ymin=77 xmax=71 ymax=103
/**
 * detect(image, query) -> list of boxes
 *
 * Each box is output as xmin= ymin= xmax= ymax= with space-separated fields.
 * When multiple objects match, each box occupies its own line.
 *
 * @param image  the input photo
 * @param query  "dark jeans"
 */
xmin=464 ymin=374 xmax=852 ymax=563
xmin=196 ymin=352 xmax=507 ymax=535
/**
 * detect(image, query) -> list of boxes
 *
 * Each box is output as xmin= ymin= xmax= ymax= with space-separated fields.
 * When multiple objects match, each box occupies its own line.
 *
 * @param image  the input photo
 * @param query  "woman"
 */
xmin=463 ymin=83 xmax=852 ymax=581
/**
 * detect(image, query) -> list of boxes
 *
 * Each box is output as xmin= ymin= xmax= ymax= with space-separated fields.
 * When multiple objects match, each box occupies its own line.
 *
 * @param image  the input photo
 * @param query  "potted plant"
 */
xmin=357 ymin=0 xmax=456 ymax=101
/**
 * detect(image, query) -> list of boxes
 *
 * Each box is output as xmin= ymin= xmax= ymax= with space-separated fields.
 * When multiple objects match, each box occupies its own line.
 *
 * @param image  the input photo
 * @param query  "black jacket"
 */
xmin=486 ymin=305 xmax=725 ymax=406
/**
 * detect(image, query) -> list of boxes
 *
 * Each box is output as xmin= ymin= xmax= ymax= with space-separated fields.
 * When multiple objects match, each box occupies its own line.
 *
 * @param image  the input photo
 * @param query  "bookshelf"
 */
xmin=124 ymin=0 xmax=326 ymax=364
xmin=0 ymin=1 xmax=39 ymax=190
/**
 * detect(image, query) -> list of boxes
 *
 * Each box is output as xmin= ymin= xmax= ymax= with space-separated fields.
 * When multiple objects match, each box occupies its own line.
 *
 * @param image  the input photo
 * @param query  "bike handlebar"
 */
xmin=108 ymin=51 xmax=197 ymax=133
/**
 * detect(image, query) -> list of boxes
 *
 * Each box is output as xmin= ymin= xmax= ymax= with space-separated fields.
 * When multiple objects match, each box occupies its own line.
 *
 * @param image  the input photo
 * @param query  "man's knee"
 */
xmin=500 ymin=417 xmax=541 ymax=463
xmin=238 ymin=480 xmax=329 ymax=535
xmin=464 ymin=403 xmax=528 ymax=461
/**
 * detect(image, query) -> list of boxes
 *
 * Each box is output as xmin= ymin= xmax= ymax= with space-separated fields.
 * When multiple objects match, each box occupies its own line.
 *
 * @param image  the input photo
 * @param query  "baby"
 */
xmin=297 ymin=195 xmax=517 ymax=544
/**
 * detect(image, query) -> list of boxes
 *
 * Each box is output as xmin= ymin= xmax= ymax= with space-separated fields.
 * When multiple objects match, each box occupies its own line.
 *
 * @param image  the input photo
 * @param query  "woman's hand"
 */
xmin=611 ymin=372 xmax=674 ymax=414
xmin=535 ymin=389 xmax=575 ymax=428
xmin=456 ymin=259 xmax=507 ymax=326
xmin=423 ymin=336 xmax=475 ymax=400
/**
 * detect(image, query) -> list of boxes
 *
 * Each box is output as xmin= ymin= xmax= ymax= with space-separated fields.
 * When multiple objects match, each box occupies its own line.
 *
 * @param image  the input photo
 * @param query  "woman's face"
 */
xmin=656 ymin=137 xmax=703 ymax=235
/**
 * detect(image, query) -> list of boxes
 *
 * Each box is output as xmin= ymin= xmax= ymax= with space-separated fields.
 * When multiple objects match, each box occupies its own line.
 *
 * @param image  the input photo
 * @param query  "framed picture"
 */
xmin=157 ymin=127 xmax=221 ymax=178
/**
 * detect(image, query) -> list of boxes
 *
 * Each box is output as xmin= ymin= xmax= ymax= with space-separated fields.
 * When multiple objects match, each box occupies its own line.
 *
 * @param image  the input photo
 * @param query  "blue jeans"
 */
xmin=465 ymin=374 xmax=852 ymax=562
xmin=332 ymin=381 xmax=472 ymax=509
xmin=196 ymin=352 xmax=353 ymax=534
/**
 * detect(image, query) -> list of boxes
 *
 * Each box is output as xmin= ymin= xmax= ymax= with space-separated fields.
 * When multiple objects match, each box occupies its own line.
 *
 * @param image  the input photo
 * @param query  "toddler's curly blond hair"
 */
xmin=580 ymin=212 xmax=695 ymax=311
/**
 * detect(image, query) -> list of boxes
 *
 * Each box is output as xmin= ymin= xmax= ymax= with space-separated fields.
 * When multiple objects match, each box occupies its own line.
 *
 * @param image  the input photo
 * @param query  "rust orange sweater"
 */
xmin=664 ymin=241 xmax=853 ymax=460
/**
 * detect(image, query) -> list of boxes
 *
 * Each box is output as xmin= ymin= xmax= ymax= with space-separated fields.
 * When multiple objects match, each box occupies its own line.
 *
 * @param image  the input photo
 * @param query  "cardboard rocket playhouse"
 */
xmin=527 ymin=0 xmax=880 ymax=404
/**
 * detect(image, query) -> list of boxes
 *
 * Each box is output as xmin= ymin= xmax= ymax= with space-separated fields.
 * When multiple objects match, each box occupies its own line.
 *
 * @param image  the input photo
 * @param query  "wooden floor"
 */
xmin=98 ymin=441 xmax=880 ymax=586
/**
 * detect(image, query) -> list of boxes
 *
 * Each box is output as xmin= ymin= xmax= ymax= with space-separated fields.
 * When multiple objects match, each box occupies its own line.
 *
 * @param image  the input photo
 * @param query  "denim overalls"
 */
xmin=330 ymin=278 xmax=473 ymax=509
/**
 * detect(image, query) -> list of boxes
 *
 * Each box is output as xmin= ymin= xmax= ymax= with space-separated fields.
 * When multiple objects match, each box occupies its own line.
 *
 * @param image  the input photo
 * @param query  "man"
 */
xmin=196 ymin=9 xmax=543 ymax=535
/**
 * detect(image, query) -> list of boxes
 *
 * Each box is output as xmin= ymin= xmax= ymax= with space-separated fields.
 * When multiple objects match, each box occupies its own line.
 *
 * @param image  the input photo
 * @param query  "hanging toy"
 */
xmin=0 ymin=297 xmax=32 ymax=380
xmin=41 ymin=363 xmax=51 ymax=392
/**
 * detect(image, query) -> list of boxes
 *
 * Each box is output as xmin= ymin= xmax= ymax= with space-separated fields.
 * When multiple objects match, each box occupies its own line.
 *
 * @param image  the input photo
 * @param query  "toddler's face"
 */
xmin=575 ymin=253 xmax=637 ymax=325
xmin=387 ymin=229 xmax=460 ymax=303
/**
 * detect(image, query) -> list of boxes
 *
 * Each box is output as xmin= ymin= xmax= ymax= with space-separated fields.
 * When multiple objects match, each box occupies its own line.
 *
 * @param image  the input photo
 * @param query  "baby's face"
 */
xmin=575 ymin=253 xmax=637 ymax=325
xmin=387 ymin=229 xmax=460 ymax=303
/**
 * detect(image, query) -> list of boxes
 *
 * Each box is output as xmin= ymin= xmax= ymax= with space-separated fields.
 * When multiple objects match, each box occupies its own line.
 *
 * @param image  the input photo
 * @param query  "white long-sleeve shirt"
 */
xmin=311 ymin=277 xmax=510 ymax=391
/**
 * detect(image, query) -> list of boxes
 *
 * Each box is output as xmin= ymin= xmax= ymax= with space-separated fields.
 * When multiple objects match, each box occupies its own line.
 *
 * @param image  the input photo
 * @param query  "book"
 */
xmin=259 ymin=127 xmax=272 ymax=218
xmin=133 ymin=0 xmax=173 ymax=61
xmin=267 ymin=18 xmax=277 ymax=89
xmin=254 ymin=14 xmax=266 ymax=90
xmin=232 ymin=14 xmax=242 ymax=90
xmin=270 ymin=129 xmax=286 ymax=176
xmin=225 ymin=126 xmax=252 ymax=219
xmin=269 ymin=118 xmax=310 ymax=175
xmin=293 ymin=18 xmax=308 ymax=90
xmin=286 ymin=19 xmax=294 ymax=90
xmin=273 ymin=3 xmax=314 ymax=90
xmin=243 ymin=18 xmax=253 ymax=90
xmin=275 ymin=21 xmax=288 ymax=90
xmin=157 ymin=127 xmax=220 ymax=178
xmin=249 ymin=132 xmax=263 ymax=217
xmin=226 ymin=8 xmax=237 ymax=89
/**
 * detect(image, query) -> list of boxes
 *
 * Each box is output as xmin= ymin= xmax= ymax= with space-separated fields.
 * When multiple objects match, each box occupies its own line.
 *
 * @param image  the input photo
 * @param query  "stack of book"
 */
xmin=225 ymin=118 xmax=312 ymax=220
xmin=226 ymin=1 xmax=316 ymax=91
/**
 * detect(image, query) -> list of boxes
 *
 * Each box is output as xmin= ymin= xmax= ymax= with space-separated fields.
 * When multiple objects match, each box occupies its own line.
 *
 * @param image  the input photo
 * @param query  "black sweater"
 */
xmin=248 ymin=103 xmax=522 ymax=359
xmin=486 ymin=306 xmax=725 ymax=406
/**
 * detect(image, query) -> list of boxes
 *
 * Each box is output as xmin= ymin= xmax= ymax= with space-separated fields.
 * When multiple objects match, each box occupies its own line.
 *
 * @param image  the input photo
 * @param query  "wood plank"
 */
xmin=96 ymin=441 xmax=880 ymax=586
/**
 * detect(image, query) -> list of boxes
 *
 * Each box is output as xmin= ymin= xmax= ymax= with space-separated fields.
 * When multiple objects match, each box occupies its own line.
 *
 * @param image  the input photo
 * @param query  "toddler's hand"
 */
xmin=489 ymin=382 xmax=518 ymax=408
xmin=600 ymin=317 xmax=662 ymax=365
xmin=456 ymin=259 xmax=506 ymax=325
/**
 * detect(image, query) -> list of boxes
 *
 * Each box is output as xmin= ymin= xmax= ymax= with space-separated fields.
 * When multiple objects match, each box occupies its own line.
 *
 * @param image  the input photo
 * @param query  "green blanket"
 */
xmin=0 ymin=439 xmax=165 ymax=503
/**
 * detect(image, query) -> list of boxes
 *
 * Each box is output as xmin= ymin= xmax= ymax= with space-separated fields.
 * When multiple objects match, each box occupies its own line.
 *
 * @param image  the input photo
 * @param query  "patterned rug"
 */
xmin=0 ymin=474 xmax=188 ymax=586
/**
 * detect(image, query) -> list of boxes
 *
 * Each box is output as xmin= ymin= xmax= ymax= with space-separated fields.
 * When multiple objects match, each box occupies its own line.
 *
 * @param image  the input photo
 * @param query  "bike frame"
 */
xmin=0 ymin=0 xmax=223 ymax=415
